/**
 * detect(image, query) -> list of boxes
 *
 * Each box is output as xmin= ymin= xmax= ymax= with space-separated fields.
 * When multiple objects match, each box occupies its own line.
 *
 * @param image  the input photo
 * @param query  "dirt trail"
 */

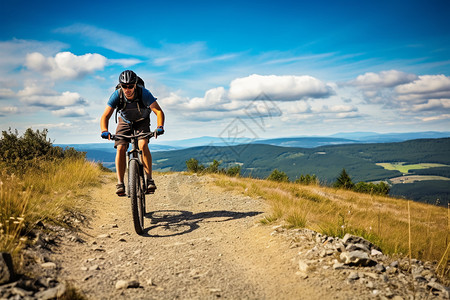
xmin=50 ymin=173 xmax=448 ymax=300
xmin=51 ymin=173 xmax=331 ymax=299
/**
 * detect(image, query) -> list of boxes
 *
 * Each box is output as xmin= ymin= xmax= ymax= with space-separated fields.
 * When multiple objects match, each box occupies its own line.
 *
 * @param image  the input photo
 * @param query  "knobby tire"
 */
xmin=129 ymin=160 xmax=145 ymax=234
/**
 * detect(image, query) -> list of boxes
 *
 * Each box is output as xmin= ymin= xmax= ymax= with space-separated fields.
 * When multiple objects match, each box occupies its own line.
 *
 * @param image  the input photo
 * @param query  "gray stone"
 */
xmin=89 ymin=265 xmax=100 ymax=271
xmin=390 ymin=261 xmax=399 ymax=268
xmin=128 ymin=280 xmax=140 ymax=288
xmin=346 ymin=243 xmax=370 ymax=253
xmin=413 ymin=275 xmax=427 ymax=283
xmin=40 ymin=262 xmax=57 ymax=269
xmin=427 ymin=281 xmax=449 ymax=298
xmin=34 ymin=283 xmax=66 ymax=300
xmin=298 ymin=260 xmax=311 ymax=273
xmin=96 ymin=234 xmax=111 ymax=239
xmin=333 ymin=262 xmax=346 ymax=270
xmin=342 ymin=233 xmax=380 ymax=251
xmin=374 ymin=263 xmax=386 ymax=273
xmin=340 ymin=251 xmax=376 ymax=266
xmin=115 ymin=280 xmax=128 ymax=290
xmin=11 ymin=287 xmax=32 ymax=297
xmin=0 ymin=252 xmax=15 ymax=284
xmin=348 ymin=272 xmax=359 ymax=280
xmin=371 ymin=249 xmax=383 ymax=256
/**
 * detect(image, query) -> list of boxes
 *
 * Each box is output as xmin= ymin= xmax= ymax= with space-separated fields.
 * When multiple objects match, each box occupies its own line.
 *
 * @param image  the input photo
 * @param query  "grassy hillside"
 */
xmin=151 ymin=138 xmax=450 ymax=206
xmin=0 ymin=129 xmax=104 ymax=263
xmin=211 ymin=173 xmax=449 ymax=279
xmin=152 ymin=138 xmax=450 ymax=182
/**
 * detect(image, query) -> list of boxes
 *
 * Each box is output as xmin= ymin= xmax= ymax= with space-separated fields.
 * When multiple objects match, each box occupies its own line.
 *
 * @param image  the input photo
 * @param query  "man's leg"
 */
xmin=138 ymin=138 xmax=156 ymax=192
xmin=138 ymin=138 xmax=152 ymax=178
xmin=116 ymin=144 xmax=127 ymax=183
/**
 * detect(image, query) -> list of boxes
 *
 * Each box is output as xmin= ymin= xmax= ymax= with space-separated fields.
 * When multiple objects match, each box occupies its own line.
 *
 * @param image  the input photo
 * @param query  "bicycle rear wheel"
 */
xmin=129 ymin=160 xmax=145 ymax=234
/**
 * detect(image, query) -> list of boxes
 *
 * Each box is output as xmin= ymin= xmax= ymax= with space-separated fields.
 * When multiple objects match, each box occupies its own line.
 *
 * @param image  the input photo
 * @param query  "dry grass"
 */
xmin=214 ymin=174 xmax=449 ymax=277
xmin=0 ymin=158 xmax=103 ymax=260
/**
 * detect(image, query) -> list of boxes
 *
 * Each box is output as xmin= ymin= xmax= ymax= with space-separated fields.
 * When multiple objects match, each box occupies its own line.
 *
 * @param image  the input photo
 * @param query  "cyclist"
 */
xmin=100 ymin=70 xmax=165 ymax=196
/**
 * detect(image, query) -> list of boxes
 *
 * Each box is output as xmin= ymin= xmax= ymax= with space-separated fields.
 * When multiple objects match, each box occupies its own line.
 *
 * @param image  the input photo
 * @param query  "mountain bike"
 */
xmin=112 ymin=130 xmax=156 ymax=235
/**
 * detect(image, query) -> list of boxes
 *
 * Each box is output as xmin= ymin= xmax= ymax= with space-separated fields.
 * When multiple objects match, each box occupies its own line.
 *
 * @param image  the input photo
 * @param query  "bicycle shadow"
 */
xmin=141 ymin=210 xmax=262 ymax=237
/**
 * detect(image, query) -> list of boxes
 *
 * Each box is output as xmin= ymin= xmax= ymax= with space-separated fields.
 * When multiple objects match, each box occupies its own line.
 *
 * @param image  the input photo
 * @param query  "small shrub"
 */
xmin=354 ymin=181 xmax=390 ymax=195
xmin=205 ymin=159 xmax=220 ymax=173
xmin=267 ymin=169 xmax=289 ymax=182
xmin=295 ymin=174 xmax=318 ymax=185
xmin=186 ymin=158 xmax=203 ymax=173
xmin=226 ymin=165 xmax=241 ymax=177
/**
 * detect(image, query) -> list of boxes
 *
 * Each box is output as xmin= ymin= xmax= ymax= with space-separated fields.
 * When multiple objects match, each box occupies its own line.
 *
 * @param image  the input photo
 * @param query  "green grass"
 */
xmin=377 ymin=162 xmax=449 ymax=174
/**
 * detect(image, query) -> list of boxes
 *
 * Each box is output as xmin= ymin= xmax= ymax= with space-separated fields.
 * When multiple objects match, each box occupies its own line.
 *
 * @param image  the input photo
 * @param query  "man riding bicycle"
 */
xmin=100 ymin=70 xmax=165 ymax=196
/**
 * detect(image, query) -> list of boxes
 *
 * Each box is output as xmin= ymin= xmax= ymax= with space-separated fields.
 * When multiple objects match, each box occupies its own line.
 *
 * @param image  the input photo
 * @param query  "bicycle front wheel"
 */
xmin=129 ymin=160 xmax=145 ymax=234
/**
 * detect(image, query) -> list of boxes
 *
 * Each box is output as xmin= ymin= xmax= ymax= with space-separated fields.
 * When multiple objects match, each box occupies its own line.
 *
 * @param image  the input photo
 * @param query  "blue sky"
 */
xmin=1 ymin=0 xmax=450 ymax=144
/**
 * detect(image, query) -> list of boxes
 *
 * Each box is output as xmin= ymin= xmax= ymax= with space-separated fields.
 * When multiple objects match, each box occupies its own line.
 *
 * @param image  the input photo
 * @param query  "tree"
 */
xmin=205 ymin=159 xmax=220 ymax=173
xmin=226 ymin=165 xmax=241 ymax=177
xmin=267 ymin=169 xmax=289 ymax=182
xmin=334 ymin=168 xmax=354 ymax=189
xmin=186 ymin=158 xmax=203 ymax=173
xmin=295 ymin=174 xmax=318 ymax=185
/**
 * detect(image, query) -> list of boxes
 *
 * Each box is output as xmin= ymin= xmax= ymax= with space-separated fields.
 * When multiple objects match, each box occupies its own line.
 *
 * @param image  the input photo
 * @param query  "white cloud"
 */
xmin=420 ymin=114 xmax=450 ymax=122
xmin=228 ymin=74 xmax=334 ymax=101
xmin=26 ymin=51 xmax=107 ymax=79
xmin=0 ymin=88 xmax=15 ymax=99
xmin=32 ymin=122 xmax=73 ymax=129
xmin=410 ymin=99 xmax=450 ymax=112
xmin=350 ymin=70 xmax=417 ymax=89
xmin=0 ymin=39 xmax=67 ymax=75
xmin=108 ymin=58 xmax=144 ymax=67
xmin=0 ymin=106 xmax=18 ymax=117
xmin=392 ymin=75 xmax=450 ymax=122
xmin=18 ymin=83 xmax=87 ymax=108
xmin=52 ymin=107 xmax=88 ymax=117
xmin=184 ymin=87 xmax=227 ymax=111
xmin=395 ymin=75 xmax=450 ymax=96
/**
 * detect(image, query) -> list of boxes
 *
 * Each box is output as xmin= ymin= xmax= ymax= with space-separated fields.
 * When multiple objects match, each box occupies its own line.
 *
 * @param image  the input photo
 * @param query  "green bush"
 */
xmin=205 ymin=159 xmax=220 ymax=173
xmin=0 ymin=128 xmax=85 ymax=174
xmin=267 ymin=169 xmax=289 ymax=182
xmin=295 ymin=174 xmax=318 ymax=185
xmin=226 ymin=165 xmax=241 ymax=177
xmin=186 ymin=158 xmax=203 ymax=173
xmin=186 ymin=158 xmax=241 ymax=177
xmin=354 ymin=181 xmax=390 ymax=195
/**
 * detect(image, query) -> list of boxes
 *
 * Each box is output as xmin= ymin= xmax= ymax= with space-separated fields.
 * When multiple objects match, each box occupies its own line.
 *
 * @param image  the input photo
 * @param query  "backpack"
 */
xmin=114 ymin=76 xmax=147 ymax=123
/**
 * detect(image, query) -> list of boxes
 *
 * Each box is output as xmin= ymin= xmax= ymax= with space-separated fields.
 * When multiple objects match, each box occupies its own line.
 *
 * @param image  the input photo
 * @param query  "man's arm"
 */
xmin=150 ymin=101 xmax=165 ymax=127
xmin=100 ymin=106 xmax=115 ymax=133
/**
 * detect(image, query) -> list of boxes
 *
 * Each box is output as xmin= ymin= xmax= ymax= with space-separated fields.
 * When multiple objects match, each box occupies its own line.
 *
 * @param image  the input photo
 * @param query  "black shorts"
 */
xmin=114 ymin=117 xmax=151 ymax=148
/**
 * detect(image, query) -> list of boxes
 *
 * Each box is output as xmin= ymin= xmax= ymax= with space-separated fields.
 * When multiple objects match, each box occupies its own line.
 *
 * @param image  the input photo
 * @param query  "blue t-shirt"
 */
xmin=107 ymin=87 xmax=157 ymax=123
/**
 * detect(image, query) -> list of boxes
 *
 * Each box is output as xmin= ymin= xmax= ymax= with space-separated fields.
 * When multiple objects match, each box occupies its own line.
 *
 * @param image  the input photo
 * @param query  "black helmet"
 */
xmin=119 ymin=70 xmax=137 ymax=84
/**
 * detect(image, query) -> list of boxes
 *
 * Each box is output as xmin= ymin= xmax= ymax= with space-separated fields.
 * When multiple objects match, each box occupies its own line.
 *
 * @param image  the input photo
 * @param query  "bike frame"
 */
xmin=112 ymin=128 xmax=155 ymax=234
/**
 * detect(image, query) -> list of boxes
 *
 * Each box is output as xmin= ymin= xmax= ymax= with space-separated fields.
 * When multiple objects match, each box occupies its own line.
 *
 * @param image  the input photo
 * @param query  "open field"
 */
xmin=377 ymin=162 xmax=449 ymax=174
xmin=390 ymin=175 xmax=450 ymax=184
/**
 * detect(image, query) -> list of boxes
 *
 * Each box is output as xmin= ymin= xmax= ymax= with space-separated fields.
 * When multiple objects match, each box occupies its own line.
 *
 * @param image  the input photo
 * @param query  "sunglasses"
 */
xmin=121 ymin=84 xmax=135 ymax=89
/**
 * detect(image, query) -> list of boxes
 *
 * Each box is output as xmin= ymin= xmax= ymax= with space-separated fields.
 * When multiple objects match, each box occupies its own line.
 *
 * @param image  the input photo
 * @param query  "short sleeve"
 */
xmin=107 ymin=90 xmax=120 ymax=108
xmin=142 ymin=88 xmax=157 ymax=106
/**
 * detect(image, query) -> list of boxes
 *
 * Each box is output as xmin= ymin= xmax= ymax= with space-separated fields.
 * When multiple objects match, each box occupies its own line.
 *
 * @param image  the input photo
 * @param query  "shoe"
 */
xmin=116 ymin=183 xmax=126 ymax=196
xmin=147 ymin=179 xmax=156 ymax=194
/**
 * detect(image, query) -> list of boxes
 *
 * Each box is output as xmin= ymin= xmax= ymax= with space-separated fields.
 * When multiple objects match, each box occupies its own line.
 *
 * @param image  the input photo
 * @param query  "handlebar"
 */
xmin=111 ymin=131 xmax=156 ymax=141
